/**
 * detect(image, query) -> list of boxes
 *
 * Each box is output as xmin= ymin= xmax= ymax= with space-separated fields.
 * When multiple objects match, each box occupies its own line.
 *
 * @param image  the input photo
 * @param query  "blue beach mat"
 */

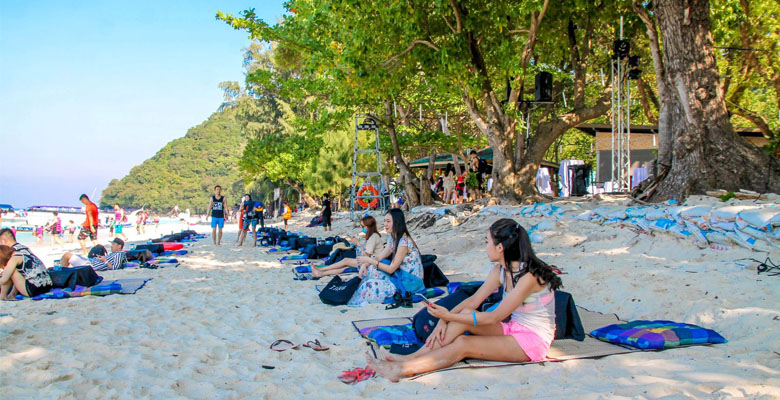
xmin=14 ymin=278 xmax=152 ymax=300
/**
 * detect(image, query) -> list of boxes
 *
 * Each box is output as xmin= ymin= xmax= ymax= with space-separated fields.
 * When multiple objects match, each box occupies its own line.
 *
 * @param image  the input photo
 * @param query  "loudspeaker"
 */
xmin=534 ymin=71 xmax=553 ymax=102
xmin=613 ymin=40 xmax=630 ymax=58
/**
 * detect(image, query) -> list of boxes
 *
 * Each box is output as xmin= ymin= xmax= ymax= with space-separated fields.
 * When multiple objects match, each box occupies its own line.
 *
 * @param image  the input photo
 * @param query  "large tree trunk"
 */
xmin=651 ymin=0 xmax=780 ymax=200
xmin=383 ymin=101 xmax=421 ymax=207
xmin=634 ymin=0 xmax=673 ymax=178
xmin=420 ymin=149 xmax=436 ymax=205
xmin=287 ymin=180 xmax=317 ymax=208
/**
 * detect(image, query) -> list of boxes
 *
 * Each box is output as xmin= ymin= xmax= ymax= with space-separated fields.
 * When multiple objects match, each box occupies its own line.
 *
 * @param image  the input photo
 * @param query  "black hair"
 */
xmin=489 ymin=218 xmax=562 ymax=290
xmin=245 ymin=194 xmax=252 ymax=201
xmin=79 ymin=194 xmax=89 ymax=200
xmin=323 ymin=193 xmax=330 ymax=199
xmin=386 ymin=208 xmax=416 ymax=257
xmin=470 ymin=150 xmax=478 ymax=155
xmin=0 ymin=228 xmax=16 ymax=242
xmin=214 ymin=185 xmax=222 ymax=189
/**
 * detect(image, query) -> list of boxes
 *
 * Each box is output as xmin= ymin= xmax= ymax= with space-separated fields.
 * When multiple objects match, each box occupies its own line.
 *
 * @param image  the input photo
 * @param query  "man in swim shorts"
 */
xmin=78 ymin=194 xmax=99 ymax=255
xmin=208 ymin=185 xmax=227 ymax=245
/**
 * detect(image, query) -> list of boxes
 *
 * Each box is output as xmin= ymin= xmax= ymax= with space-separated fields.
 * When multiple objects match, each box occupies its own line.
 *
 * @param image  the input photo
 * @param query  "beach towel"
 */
xmin=355 ymin=307 xmax=643 ymax=379
xmin=294 ymin=265 xmax=358 ymax=274
xmin=17 ymin=278 xmax=151 ymax=300
xmin=160 ymin=249 xmax=189 ymax=256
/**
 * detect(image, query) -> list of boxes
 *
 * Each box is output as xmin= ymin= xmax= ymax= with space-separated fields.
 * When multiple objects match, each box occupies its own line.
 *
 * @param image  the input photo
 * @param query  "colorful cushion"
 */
xmin=590 ymin=320 xmax=727 ymax=350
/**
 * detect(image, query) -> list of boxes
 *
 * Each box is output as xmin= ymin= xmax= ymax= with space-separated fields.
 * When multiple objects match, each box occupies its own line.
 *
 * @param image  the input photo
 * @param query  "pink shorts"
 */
xmin=500 ymin=320 xmax=551 ymax=362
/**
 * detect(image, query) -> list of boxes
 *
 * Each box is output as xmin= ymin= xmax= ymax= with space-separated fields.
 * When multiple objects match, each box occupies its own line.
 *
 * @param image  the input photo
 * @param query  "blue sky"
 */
xmin=0 ymin=0 xmax=285 ymax=208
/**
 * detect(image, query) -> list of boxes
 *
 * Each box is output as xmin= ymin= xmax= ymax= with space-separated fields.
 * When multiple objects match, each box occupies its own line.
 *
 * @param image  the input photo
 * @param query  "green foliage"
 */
xmin=100 ymin=108 xmax=247 ymax=213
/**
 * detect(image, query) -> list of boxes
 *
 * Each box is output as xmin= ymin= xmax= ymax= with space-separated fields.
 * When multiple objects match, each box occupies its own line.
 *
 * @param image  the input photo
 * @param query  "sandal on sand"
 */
xmin=269 ymin=339 xmax=300 ymax=352
xmin=303 ymin=339 xmax=329 ymax=351
xmin=338 ymin=366 xmax=375 ymax=384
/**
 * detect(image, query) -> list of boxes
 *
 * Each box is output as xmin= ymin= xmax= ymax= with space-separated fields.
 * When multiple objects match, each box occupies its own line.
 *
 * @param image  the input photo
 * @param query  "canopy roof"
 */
xmin=409 ymin=148 xmax=559 ymax=170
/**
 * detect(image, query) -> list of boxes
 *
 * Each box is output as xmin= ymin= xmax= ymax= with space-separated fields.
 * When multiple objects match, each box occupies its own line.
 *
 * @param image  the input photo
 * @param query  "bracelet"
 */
xmin=472 ymin=312 xmax=478 ymax=327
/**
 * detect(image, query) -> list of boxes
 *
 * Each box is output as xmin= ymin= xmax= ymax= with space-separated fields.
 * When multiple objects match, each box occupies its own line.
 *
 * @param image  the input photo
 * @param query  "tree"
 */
xmin=219 ymin=1 xmax=625 ymax=204
xmin=633 ymin=0 xmax=780 ymax=200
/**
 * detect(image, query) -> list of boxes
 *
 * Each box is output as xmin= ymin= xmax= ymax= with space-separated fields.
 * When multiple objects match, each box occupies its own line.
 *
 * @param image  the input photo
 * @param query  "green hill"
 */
xmin=100 ymin=107 xmax=247 ymax=214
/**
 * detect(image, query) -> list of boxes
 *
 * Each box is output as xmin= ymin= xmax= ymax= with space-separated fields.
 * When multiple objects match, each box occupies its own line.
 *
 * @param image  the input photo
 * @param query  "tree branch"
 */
xmin=383 ymin=39 xmax=440 ymax=67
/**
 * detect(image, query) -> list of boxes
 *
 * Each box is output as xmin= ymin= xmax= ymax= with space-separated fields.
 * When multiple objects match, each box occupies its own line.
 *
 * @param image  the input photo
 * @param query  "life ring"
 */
xmin=357 ymin=185 xmax=379 ymax=208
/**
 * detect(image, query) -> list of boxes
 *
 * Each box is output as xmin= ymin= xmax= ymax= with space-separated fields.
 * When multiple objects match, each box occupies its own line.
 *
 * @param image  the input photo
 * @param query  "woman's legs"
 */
xmin=310 ymin=258 xmax=359 ymax=277
xmin=1 ymin=269 xmax=30 ymax=299
xmin=368 ymin=334 xmax=528 ymax=382
xmin=386 ymin=308 xmax=502 ymax=361
xmin=251 ymin=224 xmax=258 ymax=247
xmin=238 ymin=227 xmax=248 ymax=246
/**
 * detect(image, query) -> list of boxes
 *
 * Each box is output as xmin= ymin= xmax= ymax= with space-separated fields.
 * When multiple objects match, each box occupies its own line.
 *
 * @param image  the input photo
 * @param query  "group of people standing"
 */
xmin=432 ymin=151 xmax=490 ymax=204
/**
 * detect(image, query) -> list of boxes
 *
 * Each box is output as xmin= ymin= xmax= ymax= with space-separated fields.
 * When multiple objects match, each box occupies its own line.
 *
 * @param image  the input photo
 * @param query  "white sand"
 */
xmin=2 ymin=202 xmax=779 ymax=399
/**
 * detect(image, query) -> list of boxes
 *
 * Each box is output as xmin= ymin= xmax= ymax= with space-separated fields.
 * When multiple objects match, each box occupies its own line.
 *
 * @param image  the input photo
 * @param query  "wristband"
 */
xmin=472 ymin=312 xmax=478 ymax=327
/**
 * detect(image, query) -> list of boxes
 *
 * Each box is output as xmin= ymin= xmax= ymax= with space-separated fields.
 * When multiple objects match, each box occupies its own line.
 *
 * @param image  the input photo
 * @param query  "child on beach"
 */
xmin=113 ymin=205 xmax=128 ymax=240
xmin=366 ymin=218 xmax=562 ymax=381
xmin=67 ymin=221 xmax=76 ymax=243
xmin=347 ymin=208 xmax=424 ymax=307
xmin=311 ymin=215 xmax=384 ymax=278
xmin=282 ymin=202 xmax=292 ymax=231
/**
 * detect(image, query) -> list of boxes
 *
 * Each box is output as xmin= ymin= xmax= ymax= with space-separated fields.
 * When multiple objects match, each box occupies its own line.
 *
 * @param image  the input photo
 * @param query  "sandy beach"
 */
xmin=2 ymin=198 xmax=779 ymax=399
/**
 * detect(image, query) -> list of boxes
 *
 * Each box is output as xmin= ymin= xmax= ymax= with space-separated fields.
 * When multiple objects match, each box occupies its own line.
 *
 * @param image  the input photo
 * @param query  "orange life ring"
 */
xmin=356 ymin=185 xmax=379 ymax=208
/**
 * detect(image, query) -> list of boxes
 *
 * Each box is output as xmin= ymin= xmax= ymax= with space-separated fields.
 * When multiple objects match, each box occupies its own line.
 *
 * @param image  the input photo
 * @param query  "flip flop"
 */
xmin=303 ymin=339 xmax=329 ymax=351
xmin=338 ymin=366 xmax=374 ymax=384
xmin=269 ymin=339 xmax=300 ymax=352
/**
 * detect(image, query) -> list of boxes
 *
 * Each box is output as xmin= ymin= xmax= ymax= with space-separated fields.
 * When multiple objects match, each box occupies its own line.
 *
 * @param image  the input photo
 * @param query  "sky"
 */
xmin=0 ymin=0 xmax=285 ymax=208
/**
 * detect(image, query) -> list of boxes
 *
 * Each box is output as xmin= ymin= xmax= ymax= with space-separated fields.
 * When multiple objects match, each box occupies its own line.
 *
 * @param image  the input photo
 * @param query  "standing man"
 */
xmin=208 ymin=185 xmax=227 ymax=245
xmin=78 ymin=194 xmax=99 ymax=255
xmin=321 ymin=193 xmax=332 ymax=232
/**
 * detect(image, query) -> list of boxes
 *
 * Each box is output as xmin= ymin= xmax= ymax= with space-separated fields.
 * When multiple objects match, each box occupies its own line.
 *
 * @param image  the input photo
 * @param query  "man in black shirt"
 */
xmin=321 ymin=193 xmax=332 ymax=232
xmin=208 ymin=185 xmax=227 ymax=245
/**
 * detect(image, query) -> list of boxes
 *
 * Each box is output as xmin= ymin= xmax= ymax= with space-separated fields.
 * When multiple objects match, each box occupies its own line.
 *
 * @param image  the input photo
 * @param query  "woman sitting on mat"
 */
xmin=0 ymin=244 xmax=54 ymax=299
xmin=346 ymin=208 xmax=424 ymax=307
xmin=310 ymin=215 xmax=384 ymax=278
xmin=366 ymin=218 xmax=562 ymax=382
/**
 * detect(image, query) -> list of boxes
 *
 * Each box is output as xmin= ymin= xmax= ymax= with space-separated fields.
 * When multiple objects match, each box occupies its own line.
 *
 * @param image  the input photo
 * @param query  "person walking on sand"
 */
xmin=208 ymin=185 xmax=227 ymax=245
xmin=113 ymin=204 xmax=128 ymax=241
xmin=78 ymin=194 xmax=99 ymax=255
xmin=282 ymin=201 xmax=292 ymax=231
xmin=47 ymin=212 xmax=64 ymax=247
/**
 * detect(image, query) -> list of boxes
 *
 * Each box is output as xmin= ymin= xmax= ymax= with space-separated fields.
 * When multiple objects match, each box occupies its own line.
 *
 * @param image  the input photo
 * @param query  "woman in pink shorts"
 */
xmin=367 ymin=218 xmax=562 ymax=382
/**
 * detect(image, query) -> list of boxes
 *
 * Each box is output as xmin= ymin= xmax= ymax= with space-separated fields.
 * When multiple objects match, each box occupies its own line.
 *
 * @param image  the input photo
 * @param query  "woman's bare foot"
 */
xmin=310 ymin=267 xmax=322 ymax=277
xmin=366 ymin=353 xmax=403 ymax=382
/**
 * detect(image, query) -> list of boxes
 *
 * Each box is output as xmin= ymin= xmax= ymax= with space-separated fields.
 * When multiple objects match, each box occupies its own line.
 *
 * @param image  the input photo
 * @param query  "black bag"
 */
xmin=324 ymin=248 xmax=357 ymax=266
xmin=88 ymin=245 xmax=107 ymax=258
xmin=412 ymin=283 xmax=503 ymax=341
xmin=125 ymin=249 xmax=154 ymax=263
xmin=314 ymin=243 xmax=333 ymax=258
xmin=318 ymin=275 xmax=362 ymax=305
xmin=554 ymin=290 xmax=585 ymax=341
xmin=135 ymin=243 xmax=164 ymax=254
xmin=49 ymin=266 xmax=101 ymax=289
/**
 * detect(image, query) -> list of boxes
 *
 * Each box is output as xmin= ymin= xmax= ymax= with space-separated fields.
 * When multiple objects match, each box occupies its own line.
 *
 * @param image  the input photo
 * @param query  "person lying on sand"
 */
xmin=60 ymin=238 xmax=128 ymax=271
xmin=0 ymin=228 xmax=54 ymax=299
xmin=346 ymin=208 xmax=424 ymax=307
xmin=366 ymin=218 xmax=563 ymax=382
xmin=311 ymin=215 xmax=384 ymax=278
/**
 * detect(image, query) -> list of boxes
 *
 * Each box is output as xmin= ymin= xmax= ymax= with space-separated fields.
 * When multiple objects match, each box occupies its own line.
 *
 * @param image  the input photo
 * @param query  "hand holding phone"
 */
xmin=419 ymin=294 xmax=431 ymax=305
